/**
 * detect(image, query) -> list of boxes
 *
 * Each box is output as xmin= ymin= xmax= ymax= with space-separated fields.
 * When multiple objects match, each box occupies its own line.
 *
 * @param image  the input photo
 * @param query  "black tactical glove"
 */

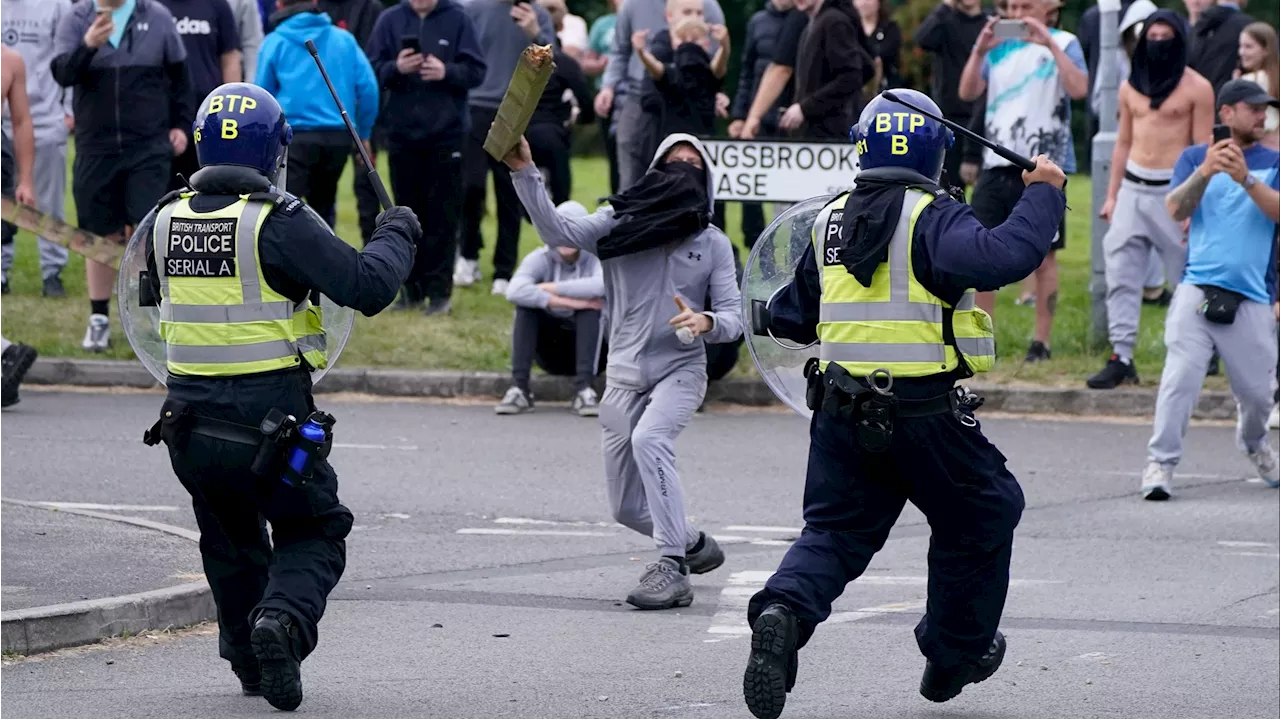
xmin=375 ymin=206 xmax=423 ymax=243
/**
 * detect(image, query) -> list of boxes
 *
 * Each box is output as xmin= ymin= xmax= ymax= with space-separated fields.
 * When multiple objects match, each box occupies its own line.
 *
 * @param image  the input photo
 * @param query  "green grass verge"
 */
xmin=1 ymin=153 xmax=1219 ymax=389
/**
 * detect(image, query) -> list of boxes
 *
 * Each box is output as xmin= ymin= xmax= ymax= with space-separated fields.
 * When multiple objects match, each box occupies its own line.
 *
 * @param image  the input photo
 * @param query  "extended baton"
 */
xmin=305 ymin=39 xmax=393 ymax=211
xmin=882 ymin=90 xmax=1037 ymax=172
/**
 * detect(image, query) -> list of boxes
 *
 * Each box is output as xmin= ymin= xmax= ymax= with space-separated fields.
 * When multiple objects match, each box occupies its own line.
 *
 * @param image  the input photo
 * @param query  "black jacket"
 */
xmin=51 ymin=0 xmax=194 ymax=155
xmin=794 ymin=0 xmax=871 ymax=140
xmin=864 ymin=19 xmax=903 ymax=95
xmin=315 ymin=0 xmax=384 ymax=46
xmin=913 ymin=3 xmax=989 ymax=121
xmin=730 ymin=2 xmax=796 ymax=128
xmin=1189 ymin=4 xmax=1253 ymax=95
xmin=365 ymin=0 xmax=486 ymax=148
xmin=143 ymin=165 xmax=416 ymax=319
xmin=532 ymin=51 xmax=595 ymax=128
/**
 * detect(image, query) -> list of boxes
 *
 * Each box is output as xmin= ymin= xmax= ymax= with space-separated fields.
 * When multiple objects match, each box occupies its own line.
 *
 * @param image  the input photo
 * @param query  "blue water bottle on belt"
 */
xmin=283 ymin=411 xmax=335 ymax=485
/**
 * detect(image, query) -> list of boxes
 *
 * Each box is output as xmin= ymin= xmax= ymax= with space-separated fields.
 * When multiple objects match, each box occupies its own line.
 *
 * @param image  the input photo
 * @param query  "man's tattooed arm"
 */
xmin=1166 ymin=170 xmax=1212 ymax=222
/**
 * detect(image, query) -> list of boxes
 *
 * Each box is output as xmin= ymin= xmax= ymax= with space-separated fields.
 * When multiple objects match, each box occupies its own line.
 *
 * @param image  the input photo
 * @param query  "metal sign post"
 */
xmin=1090 ymin=0 xmax=1121 ymax=349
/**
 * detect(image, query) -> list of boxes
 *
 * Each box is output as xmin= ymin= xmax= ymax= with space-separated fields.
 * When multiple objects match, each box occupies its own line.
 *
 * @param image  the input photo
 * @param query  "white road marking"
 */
xmin=333 ymin=443 xmax=419 ymax=451
xmin=1215 ymin=551 xmax=1280 ymax=558
xmin=493 ymin=517 xmax=617 ymax=528
xmin=1217 ymin=541 xmax=1276 ymax=548
xmin=35 ymin=502 xmax=178 ymax=512
xmin=828 ymin=600 xmax=928 ymax=625
xmin=456 ymin=528 xmax=617 ymax=537
xmin=723 ymin=525 xmax=803 ymax=534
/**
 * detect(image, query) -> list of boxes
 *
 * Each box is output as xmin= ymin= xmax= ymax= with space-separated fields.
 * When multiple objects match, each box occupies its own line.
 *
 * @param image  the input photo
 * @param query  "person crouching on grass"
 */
xmin=503 ymin=131 xmax=743 ymax=611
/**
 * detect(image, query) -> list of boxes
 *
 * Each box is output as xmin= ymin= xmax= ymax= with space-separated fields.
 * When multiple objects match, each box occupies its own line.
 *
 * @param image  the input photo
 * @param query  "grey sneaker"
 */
xmin=1247 ymin=444 xmax=1279 ymax=488
xmin=625 ymin=557 xmax=693 ymax=610
xmin=495 ymin=386 xmax=533 ymax=415
xmin=1141 ymin=461 xmax=1173 ymax=501
xmin=572 ymin=387 xmax=599 ymax=417
xmin=686 ymin=532 xmax=725 ymax=575
xmin=81 ymin=313 xmax=110 ymax=352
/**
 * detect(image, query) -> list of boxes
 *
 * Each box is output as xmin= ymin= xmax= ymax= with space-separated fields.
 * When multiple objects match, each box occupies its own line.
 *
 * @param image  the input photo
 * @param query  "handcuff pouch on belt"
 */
xmin=143 ymin=400 xmax=307 ymax=478
xmin=805 ymin=362 xmax=897 ymax=453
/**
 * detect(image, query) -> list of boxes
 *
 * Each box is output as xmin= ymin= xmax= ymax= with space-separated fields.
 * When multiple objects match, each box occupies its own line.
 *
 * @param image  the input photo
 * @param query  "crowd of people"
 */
xmin=0 ymin=0 xmax=1277 ymax=422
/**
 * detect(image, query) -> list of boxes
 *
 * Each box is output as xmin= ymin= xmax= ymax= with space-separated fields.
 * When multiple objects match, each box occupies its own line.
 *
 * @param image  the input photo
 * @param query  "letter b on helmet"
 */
xmin=193 ymin=83 xmax=292 ymax=183
xmin=849 ymin=90 xmax=953 ymax=181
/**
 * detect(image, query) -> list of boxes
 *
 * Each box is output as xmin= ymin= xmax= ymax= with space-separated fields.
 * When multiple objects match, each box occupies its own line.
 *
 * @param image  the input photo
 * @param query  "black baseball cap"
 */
xmin=1217 ymin=79 xmax=1280 ymax=110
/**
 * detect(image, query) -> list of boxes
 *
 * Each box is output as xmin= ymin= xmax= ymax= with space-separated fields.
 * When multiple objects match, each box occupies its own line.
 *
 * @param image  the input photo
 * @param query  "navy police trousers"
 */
xmin=748 ymin=406 xmax=1024 ymax=667
xmin=164 ymin=370 xmax=352 ymax=670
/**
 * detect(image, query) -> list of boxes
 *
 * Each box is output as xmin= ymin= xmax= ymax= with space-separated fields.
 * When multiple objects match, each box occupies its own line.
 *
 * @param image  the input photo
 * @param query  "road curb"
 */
xmin=0 ymin=500 xmax=213 ymax=656
xmin=23 ymin=357 xmax=1238 ymax=419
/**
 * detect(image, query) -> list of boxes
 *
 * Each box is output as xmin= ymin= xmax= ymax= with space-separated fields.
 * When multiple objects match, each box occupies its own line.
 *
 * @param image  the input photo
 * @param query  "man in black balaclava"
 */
xmin=1088 ymin=10 xmax=1216 ymax=391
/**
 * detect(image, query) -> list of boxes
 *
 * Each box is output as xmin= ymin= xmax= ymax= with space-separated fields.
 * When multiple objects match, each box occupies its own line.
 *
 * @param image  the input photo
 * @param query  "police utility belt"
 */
xmin=803 ymin=358 xmax=984 ymax=453
xmin=143 ymin=400 xmax=334 ymax=480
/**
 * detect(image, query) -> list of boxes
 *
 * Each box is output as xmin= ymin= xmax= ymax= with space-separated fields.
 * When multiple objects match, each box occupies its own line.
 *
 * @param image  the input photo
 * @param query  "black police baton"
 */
xmin=305 ymin=39 xmax=393 ymax=211
xmin=881 ymin=90 xmax=1036 ymax=172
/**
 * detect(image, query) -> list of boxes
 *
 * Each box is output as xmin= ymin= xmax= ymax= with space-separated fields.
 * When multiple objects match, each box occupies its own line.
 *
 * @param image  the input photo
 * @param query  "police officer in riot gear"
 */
xmin=741 ymin=89 xmax=1067 ymax=719
xmin=136 ymin=83 xmax=421 ymax=711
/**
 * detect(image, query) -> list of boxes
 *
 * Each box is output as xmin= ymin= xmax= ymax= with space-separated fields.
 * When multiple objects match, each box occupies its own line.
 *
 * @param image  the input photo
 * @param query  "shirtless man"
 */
xmin=1088 ymin=10 xmax=1214 ymax=390
xmin=0 ymin=44 xmax=38 ymax=292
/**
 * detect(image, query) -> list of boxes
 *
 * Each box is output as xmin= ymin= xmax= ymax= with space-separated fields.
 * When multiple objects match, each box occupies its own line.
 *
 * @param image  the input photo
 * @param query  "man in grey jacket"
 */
xmin=498 ymin=201 xmax=606 ymax=418
xmin=504 ymin=131 xmax=743 ymax=610
xmin=1 ymin=0 xmax=73 ymax=297
xmin=593 ymin=0 xmax=725 ymax=192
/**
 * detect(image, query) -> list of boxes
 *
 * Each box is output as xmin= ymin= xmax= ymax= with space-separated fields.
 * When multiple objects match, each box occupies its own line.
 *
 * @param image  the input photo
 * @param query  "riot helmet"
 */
xmin=849 ymin=90 xmax=954 ymax=181
xmin=193 ymin=83 xmax=293 ymax=187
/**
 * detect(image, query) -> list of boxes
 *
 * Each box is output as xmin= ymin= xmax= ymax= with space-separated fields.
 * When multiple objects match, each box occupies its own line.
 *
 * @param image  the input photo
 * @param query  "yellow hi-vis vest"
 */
xmin=153 ymin=193 xmax=328 ymax=377
xmin=811 ymin=187 xmax=996 ymax=378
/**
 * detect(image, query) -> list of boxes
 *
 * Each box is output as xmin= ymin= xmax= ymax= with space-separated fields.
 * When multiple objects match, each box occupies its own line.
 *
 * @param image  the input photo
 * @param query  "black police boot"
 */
xmin=232 ymin=663 xmax=262 ymax=697
xmin=743 ymin=603 xmax=800 ymax=719
xmin=251 ymin=611 xmax=303 ymax=711
xmin=919 ymin=630 xmax=1006 ymax=703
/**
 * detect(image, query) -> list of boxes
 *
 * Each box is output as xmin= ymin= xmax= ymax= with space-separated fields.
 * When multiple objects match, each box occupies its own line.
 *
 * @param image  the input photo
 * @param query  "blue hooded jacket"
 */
xmin=366 ymin=0 xmax=486 ymax=147
xmin=255 ymin=7 xmax=379 ymax=138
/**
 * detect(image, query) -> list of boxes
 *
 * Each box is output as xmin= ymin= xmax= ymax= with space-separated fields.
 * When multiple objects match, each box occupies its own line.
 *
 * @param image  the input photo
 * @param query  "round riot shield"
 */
xmin=117 ymin=204 xmax=355 ymax=386
xmin=740 ymin=195 xmax=837 ymax=418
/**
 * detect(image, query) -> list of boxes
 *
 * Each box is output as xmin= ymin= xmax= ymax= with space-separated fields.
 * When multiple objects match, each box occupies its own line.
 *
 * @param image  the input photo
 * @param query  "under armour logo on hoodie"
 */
xmin=688 ymin=252 xmax=701 ymax=262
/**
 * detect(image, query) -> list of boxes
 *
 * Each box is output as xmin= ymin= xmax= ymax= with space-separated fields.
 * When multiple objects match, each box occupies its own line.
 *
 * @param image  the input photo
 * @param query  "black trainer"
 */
xmin=2 ymin=343 xmax=39 ymax=408
xmin=41 ymin=275 xmax=65 ymax=298
xmin=743 ymin=603 xmax=800 ymax=719
xmin=1023 ymin=341 xmax=1051 ymax=363
xmin=920 ymin=630 xmax=1006 ymax=703
xmin=1087 ymin=355 xmax=1139 ymax=389
xmin=1206 ymin=352 xmax=1220 ymax=377
xmin=233 ymin=664 xmax=262 ymax=697
xmin=423 ymin=297 xmax=452 ymax=316
xmin=251 ymin=612 xmax=303 ymax=711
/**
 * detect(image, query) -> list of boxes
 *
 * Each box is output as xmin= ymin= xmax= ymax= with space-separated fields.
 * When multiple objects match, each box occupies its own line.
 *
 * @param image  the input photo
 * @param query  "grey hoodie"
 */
xmin=510 ymin=133 xmax=744 ymax=391
xmin=506 ymin=246 xmax=605 ymax=319
xmin=1 ymin=0 xmax=74 ymax=146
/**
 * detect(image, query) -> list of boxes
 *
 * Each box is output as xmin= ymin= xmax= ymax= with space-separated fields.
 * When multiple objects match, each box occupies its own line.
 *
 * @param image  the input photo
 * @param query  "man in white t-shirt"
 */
xmin=958 ymin=0 xmax=1087 ymax=363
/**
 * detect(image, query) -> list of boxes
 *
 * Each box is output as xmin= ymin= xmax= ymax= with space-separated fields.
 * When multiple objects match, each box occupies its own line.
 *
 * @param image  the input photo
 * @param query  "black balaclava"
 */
xmin=661 ymin=159 xmax=709 ymax=208
xmin=1128 ymin=10 xmax=1187 ymax=109
xmin=596 ymin=145 xmax=712 ymax=261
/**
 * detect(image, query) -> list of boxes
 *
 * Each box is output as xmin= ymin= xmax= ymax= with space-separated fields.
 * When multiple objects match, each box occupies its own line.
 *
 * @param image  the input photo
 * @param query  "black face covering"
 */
xmin=596 ymin=153 xmax=712 ymax=261
xmin=1128 ymin=12 xmax=1187 ymax=110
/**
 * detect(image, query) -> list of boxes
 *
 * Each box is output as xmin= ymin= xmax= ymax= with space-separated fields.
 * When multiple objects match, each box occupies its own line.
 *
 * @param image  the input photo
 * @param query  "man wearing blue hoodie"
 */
xmin=255 ymin=0 xmax=378 ymax=227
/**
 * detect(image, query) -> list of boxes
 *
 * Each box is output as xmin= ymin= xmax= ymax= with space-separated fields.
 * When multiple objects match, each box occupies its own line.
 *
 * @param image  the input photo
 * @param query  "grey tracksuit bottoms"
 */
xmin=1 ymin=142 xmax=69 ymax=281
xmin=1103 ymin=162 xmax=1187 ymax=360
xmin=600 ymin=366 xmax=706 ymax=557
xmin=1148 ymin=284 xmax=1278 ymax=466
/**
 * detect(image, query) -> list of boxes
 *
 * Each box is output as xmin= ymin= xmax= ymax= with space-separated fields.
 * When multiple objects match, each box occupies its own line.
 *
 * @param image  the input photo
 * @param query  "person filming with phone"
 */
xmin=957 ymin=0 xmax=1087 ymax=364
xmin=1138 ymin=78 xmax=1280 ymax=501
xmin=367 ymin=0 xmax=486 ymax=315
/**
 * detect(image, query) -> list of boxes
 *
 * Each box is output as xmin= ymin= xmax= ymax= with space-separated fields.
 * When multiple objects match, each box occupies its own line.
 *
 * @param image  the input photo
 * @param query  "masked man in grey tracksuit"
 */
xmin=505 ymin=131 xmax=743 ymax=610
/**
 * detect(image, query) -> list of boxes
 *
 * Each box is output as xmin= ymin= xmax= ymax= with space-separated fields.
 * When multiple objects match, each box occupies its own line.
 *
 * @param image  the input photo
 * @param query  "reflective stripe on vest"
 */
xmin=154 ymin=195 xmax=329 ymax=377
xmin=812 ymin=188 xmax=995 ymax=377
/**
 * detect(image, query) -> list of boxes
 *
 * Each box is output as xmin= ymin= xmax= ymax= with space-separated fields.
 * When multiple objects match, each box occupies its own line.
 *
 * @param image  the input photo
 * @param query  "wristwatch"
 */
xmin=1242 ymin=174 xmax=1258 ymax=190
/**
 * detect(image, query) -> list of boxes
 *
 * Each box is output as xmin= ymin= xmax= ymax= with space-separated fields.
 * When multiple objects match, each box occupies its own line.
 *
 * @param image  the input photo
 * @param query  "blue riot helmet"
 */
xmin=193 ymin=83 xmax=292 ymax=187
xmin=849 ymin=89 xmax=954 ymax=181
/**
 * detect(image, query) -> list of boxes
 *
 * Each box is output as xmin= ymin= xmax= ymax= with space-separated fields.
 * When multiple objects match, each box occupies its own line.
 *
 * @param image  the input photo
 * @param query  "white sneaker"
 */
xmin=573 ymin=387 xmax=599 ymax=417
xmin=494 ymin=385 xmax=533 ymax=415
xmin=81 ymin=313 xmax=110 ymax=352
xmin=491 ymin=279 xmax=509 ymax=296
xmin=1141 ymin=461 xmax=1173 ymax=501
xmin=1247 ymin=444 xmax=1279 ymax=488
xmin=1268 ymin=404 xmax=1279 ymax=430
xmin=453 ymin=257 xmax=475 ymax=288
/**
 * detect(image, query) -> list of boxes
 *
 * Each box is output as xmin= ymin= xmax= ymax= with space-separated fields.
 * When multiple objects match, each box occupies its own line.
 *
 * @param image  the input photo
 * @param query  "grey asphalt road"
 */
xmin=1 ymin=389 xmax=1277 ymax=719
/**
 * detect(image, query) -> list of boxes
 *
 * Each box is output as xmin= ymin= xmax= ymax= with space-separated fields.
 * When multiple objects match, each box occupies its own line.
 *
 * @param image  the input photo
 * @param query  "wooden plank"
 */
xmin=1 ymin=196 xmax=125 ymax=270
xmin=483 ymin=44 xmax=556 ymax=162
